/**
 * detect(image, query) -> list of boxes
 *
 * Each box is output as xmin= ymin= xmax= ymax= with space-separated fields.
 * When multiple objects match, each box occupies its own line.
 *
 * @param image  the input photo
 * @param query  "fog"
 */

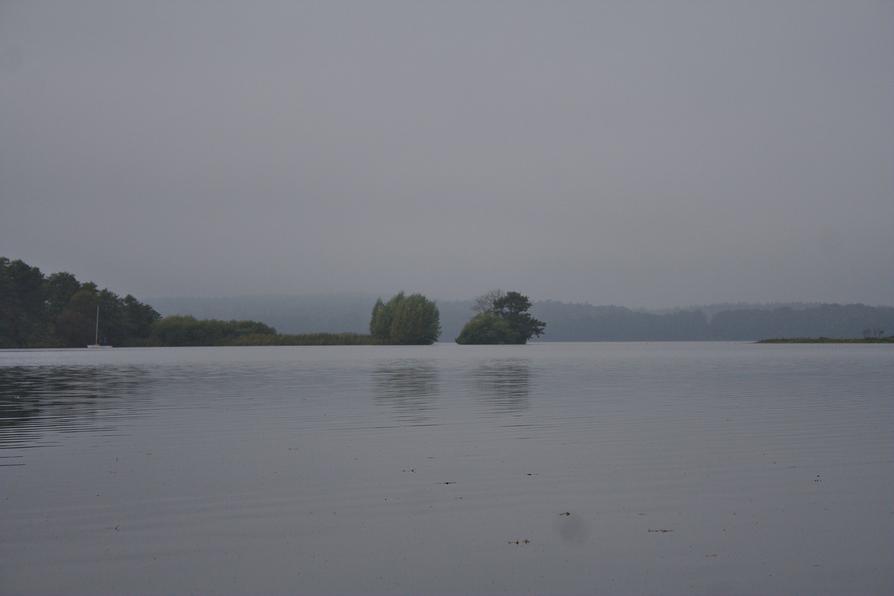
xmin=1 ymin=1 xmax=892 ymax=308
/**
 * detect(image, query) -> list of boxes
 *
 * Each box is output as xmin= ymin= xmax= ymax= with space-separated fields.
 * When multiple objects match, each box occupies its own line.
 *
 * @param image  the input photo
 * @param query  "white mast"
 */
xmin=95 ymin=305 xmax=100 ymax=345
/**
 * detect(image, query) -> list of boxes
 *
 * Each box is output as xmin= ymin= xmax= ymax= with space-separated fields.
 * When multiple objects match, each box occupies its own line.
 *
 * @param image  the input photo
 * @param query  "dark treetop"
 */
xmin=456 ymin=291 xmax=545 ymax=344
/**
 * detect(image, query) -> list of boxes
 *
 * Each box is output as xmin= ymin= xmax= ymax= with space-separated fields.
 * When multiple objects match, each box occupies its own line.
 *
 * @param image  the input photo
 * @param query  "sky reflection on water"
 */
xmin=1 ymin=344 xmax=893 ymax=595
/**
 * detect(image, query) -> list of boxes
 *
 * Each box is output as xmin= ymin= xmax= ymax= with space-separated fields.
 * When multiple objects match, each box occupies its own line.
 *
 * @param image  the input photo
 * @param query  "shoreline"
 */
xmin=757 ymin=337 xmax=893 ymax=344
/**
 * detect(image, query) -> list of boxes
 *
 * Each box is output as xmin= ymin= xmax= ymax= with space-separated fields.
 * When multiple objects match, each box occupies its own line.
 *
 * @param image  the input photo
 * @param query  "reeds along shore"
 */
xmin=227 ymin=333 xmax=380 ymax=346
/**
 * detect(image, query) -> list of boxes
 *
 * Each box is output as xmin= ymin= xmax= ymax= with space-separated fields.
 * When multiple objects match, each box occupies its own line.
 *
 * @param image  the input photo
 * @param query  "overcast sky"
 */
xmin=1 ymin=1 xmax=892 ymax=307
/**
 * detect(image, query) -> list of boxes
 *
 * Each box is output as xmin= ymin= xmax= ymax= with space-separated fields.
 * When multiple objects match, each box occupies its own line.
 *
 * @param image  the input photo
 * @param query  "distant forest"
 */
xmin=152 ymin=295 xmax=894 ymax=342
xmin=4 ymin=257 xmax=892 ymax=346
xmin=0 ymin=258 xmax=439 ymax=347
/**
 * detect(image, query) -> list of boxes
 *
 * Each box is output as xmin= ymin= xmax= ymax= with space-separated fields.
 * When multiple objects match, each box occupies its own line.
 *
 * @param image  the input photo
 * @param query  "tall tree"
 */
xmin=368 ymin=292 xmax=440 ymax=345
xmin=369 ymin=298 xmax=390 ymax=341
xmin=0 ymin=258 xmax=48 ymax=346
xmin=55 ymin=283 xmax=99 ymax=346
xmin=390 ymin=294 xmax=441 ymax=345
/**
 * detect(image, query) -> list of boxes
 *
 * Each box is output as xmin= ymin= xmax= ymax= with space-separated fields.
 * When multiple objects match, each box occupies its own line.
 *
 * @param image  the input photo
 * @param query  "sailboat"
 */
xmin=87 ymin=305 xmax=113 ymax=349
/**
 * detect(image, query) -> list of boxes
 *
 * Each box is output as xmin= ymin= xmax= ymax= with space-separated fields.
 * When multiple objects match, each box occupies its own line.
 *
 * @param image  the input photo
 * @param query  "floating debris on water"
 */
xmin=508 ymin=539 xmax=531 ymax=545
xmin=647 ymin=529 xmax=673 ymax=533
xmin=558 ymin=511 xmax=571 ymax=517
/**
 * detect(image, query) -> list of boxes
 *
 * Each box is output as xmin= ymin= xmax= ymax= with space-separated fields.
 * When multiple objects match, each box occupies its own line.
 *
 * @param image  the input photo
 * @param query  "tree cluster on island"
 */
xmin=369 ymin=292 xmax=441 ymax=345
xmin=455 ymin=290 xmax=546 ymax=344
xmin=1 ymin=257 xmax=550 ymax=347
xmin=366 ymin=290 xmax=545 ymax=345
xmin=149 ymin=294 xmax=894 ymax=342
xmin=7 ymin=257 xmax=893 ymax=346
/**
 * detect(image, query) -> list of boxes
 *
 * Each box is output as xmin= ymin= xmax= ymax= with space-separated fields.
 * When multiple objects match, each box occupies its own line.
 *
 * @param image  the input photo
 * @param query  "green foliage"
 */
xmin=391 ymin=294 xmax=441 ymax=345
xmin=149 ymin=316 xmax=276 ymax=346
xmin=44 ymin=272 xmax=80 ymax=318
xmin=55 ymin=285 xmax=99 ymax=346
xmin=368 ymin=292 xmax=440 ymax=345
xmin=150 ymin=319 xmax=379 ymax=346
xmin=0 ymin=257 xmax=48 ymax=346
xmin=0 ymin=257 xmax=160 ymax=348
xmin=0 ymin=258 xmax=437 ymax=348
xmin=455 ymin=313 xmax=517 ymax=344
xmin=493 ymin=291 xmax=546 ymax=341
xmin=456 ymin=290 xmax=545 ymax=344
xmin=229 ymin=332 xmax=380 ymax=346
xmin=369 ymin=298 xmax=390 ymax=339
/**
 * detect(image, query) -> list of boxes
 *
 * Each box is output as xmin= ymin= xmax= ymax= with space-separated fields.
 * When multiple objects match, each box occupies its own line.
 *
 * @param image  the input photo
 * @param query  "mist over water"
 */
xmin=1 ymin=1 xmax=892 ymax=306
xmin=2 ymin=344 xmax=893 ymax=595
xmin=2 ymin=2 xmax=893 ymax=593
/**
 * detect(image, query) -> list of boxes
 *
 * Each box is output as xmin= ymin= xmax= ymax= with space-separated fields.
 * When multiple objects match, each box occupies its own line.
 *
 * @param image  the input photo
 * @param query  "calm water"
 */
xmin=1 ymin=343 xmax=892 ymax=595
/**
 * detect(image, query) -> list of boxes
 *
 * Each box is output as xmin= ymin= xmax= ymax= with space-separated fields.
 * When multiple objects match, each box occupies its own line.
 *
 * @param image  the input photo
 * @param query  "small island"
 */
xmin=455 ymin=290 xmax=546 ymax=344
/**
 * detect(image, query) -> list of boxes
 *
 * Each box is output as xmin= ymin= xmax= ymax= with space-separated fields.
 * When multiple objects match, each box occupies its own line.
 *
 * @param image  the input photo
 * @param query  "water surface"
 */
xmin=1 ymin=343 xmax=893 ymax=595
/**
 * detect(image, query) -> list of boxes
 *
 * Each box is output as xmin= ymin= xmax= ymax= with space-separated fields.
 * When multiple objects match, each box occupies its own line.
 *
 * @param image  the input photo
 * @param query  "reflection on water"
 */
xmin=1 ymin=344 xmax=893 ymax=595
xmin=0 ymin=366 xmax=150 ymax=449
xmin=470 ymin=358 xmax=531 ymax=415
xmin=371 ymin=359 xmax=439 ymax=423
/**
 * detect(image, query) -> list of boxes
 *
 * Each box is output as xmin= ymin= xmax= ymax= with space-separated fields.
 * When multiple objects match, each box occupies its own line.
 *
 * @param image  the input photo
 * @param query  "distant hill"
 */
xmin=149 ymin=295 xmax=894 ymax=342
xmin=651 ymin=302 xmax=831 ymax=320
xmin=531 ymin=301 xmax=711 ymax=341
xmin=532 ymin=301 xmax=894 ymax=341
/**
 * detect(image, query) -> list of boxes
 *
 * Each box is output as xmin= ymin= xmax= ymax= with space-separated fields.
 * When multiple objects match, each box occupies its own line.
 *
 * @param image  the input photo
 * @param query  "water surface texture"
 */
xmin=2 ymin=343 xmax=893 ymax=595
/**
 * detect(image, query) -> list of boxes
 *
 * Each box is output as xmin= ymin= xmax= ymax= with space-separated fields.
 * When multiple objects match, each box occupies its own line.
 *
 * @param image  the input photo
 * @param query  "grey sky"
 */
xmin=1 ymin=1 xmax=892 ymax=307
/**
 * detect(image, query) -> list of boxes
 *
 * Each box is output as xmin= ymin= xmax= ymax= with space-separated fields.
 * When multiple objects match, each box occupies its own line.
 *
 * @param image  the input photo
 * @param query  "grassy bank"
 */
xmin=757 ymin=337 xmax=894 ymax=344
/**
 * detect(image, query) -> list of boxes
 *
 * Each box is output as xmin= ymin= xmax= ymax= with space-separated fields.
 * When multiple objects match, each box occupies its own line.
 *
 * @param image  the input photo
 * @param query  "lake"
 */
xmin=1 ymin=343 xmax=893 ymax=595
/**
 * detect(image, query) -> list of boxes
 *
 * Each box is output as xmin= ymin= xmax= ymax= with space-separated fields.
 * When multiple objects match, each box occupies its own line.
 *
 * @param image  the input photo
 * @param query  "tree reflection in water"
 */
xmin=471 ymin=358 xmax=532 ymax=415
xmin=371 ymin=359 xmax=439 ymax=424
xmin=0 ymin=365 xmax=150 ymax=449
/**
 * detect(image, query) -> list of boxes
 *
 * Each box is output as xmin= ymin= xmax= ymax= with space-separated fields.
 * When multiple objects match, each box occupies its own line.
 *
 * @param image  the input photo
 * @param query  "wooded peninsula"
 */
xmin=0 ymin=258 xmax=543 ymax=347
xmin=3 ymin=257 xmax=892 ymax=347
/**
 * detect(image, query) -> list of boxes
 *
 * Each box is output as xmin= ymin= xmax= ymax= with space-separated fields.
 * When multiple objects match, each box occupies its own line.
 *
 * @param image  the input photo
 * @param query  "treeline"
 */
xmin=152 ymin=294 xmax=894 ymax=341
xmin=147 ymin=292 xmax=441 ymax=346
xmin=1 ymin=258 xmax=440 ymax=347
xmin=149 ymin=315 xmax=276 ymax=346
xmin=1 ymin=258 xmax=160 ymax=347
xmin=7 ymin=257 xmax=893 ymax=345
xmin=532 ymin=302 xmax=709 ymax=341
xmin=231 ymin=333 xmax=378 ymax=346
xmin=708 ymin=305 xmax=892 ymax=340
xmin=149 ymin=293 xmax=376 ymax=335
xmin=151 ymin=317 xmax=380 ymax=346
xmin=532 ymin=301 xmax=894 ymax=341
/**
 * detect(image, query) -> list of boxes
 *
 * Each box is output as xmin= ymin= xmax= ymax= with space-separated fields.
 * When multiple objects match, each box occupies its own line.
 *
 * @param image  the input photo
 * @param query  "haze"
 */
xmin=1 ymin=1 xmax=892 ymax=308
